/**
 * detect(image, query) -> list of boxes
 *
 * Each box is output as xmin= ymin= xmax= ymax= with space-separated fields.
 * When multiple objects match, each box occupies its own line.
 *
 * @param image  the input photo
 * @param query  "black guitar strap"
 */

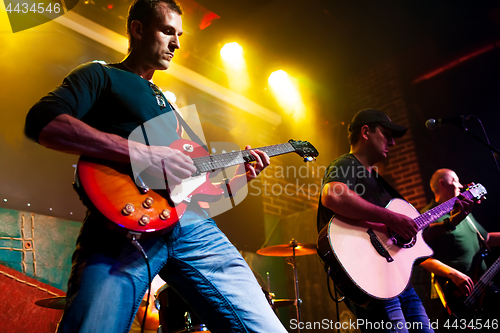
xmin=169 ymin=103 xmax=209 ymax=152
xmin=373 ymin=169 xmax=405 ymax=201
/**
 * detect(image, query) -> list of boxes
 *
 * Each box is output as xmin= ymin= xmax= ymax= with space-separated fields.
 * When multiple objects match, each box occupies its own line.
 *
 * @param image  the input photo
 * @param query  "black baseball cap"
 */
xmin=348 ymin=109 xmax=407 ymax=138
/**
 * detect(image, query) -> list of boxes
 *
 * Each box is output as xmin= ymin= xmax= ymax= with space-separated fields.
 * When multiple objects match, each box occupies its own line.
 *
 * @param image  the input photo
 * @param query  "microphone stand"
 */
xmin=455 ymin=121 xmax=500 ymax=174
xmin=457 ymin=125 xmax=500 ymax=154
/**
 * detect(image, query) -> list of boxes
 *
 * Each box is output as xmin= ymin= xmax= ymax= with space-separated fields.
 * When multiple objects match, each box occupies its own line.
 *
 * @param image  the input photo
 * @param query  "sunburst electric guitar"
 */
xmin=317 ymin=183 xmax=487 ymax=306
xmin=74 ymin=139 xmax=318 ymax=237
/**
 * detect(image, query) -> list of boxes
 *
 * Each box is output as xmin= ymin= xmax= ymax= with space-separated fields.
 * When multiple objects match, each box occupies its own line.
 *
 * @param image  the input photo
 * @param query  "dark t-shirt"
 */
xmin=317 ymin=153 xmax=396 ymax=232
xmin=25 ymin=61 xmax=180 ymax=145
xmin=25 ymin=62 xmax=185 ymax=255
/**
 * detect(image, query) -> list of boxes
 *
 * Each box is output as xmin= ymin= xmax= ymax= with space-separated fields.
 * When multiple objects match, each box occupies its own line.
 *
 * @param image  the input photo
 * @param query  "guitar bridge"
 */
xmin=367 ymin=228 xmax=394 ymax=263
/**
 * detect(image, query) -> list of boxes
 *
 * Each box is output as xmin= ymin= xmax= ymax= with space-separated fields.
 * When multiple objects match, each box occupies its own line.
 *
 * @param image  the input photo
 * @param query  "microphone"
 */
xmin=425 ymin=115 xmax=470 ymax=130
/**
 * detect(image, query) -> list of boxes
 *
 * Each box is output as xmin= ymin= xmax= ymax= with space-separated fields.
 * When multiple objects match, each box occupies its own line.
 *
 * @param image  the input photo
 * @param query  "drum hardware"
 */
xmin=257 ymin=238 xmax=316 ymax=333
xmin=271 ymin=298 xmax=296 ymax=309
xmin=155 ymin=284 xmax=211 ymax=333
xmin=255 ymin=240 xmax=316 ymax=257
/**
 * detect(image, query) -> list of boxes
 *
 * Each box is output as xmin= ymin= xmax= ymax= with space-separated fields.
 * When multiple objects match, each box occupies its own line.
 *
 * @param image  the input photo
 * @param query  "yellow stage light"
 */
xmin=268 ymin=70 xmax=290 ymax=87
xmin=220 ymin=42 xmax=250 ymax=92
xmin=268 ymin=70 xmax=306 ymax=121
xmin=220 ymin=42 xmax=244 ymax=70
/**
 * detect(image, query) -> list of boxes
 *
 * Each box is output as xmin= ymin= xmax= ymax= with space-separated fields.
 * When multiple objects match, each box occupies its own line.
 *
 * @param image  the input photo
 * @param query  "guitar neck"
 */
xmin=414 ymin=191 xmax=475 ymax=231
xmin=477 ymin=255 xmax=500 ymax=289
xmin=463 ymin=254 xmax=500 ymax=307
xmin=193 ymin=142 xmax=296 ymax=173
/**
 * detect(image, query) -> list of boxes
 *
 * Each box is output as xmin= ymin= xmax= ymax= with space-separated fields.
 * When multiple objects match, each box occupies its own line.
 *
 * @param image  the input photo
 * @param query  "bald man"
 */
xmin=413 ymin=169 xmax=500 ymax=326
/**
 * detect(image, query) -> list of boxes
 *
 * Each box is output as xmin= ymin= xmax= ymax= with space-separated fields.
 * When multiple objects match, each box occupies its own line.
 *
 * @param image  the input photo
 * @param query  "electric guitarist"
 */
xmin=24 ymin=1 xmax=289 ymax=332
xmin=417 ymin=169 xmax=500 ymax=323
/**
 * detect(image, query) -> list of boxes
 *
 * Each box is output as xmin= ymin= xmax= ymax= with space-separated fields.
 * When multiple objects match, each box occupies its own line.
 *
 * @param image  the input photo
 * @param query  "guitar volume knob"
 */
xmin=183 ymin=144 xmax=194 ymax=152
xmin=139 ymin=214 xmax=151 ymax=226
xmin=159 ymin=209 xmax=171 ymax=220
xmin=122 ymin=203 xmax=135 ymax=216
xmin=143 ymin=197 xmax=154 ymax=208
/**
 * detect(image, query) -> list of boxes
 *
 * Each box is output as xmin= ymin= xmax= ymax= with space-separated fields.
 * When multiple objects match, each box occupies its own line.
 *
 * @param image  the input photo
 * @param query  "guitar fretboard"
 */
xmin=465 ymin=255 xmax=500 ymax=307
xmin=479 ymin=256 xmax=500 ymax=286
xmin=193 ymin=143 xmax=295 ymax=173
xmin=414 ymin=191 xmax=474 ymax=231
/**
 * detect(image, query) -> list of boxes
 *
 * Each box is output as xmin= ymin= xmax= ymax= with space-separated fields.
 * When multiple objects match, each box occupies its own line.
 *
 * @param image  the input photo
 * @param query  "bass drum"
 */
xmin=155 ymin=284 xmax=211 ymax=333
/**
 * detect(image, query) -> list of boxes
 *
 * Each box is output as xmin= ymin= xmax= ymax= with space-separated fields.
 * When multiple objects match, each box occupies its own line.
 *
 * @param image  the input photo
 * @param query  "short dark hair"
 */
xmin=126 ymin=0 xmax=183 ymax=49
xmin=348 ymin=123 xmax=379 ymax=146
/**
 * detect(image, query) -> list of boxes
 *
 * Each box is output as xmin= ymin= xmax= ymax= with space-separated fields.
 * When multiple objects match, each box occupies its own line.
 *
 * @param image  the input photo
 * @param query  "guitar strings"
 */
xmin=464 ymin=256 xmax=500 ymax=307
xmin=192 ymin=143 xmax=295 ymax=173
xmin=388 ymin=191 xmax=474 ymax=242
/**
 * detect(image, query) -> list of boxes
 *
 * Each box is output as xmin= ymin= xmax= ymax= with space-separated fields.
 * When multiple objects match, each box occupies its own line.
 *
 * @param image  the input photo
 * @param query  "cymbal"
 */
xmin=35 ymin=296 xmax=66 ymax=310
xmin=256 ymin=243 xmax=316 ymax=257
xmin=271 ymin=299 xmax=295 ymax=309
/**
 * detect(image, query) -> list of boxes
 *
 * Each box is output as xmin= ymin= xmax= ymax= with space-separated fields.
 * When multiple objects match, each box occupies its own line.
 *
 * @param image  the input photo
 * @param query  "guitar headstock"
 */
xmin=288 ymin=140 xmax=319 ymax=162
xmin=466 ymin=183 xmax=487 ymax=201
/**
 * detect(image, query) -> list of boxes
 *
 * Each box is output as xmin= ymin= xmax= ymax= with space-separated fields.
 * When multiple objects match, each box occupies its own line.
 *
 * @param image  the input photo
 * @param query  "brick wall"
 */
xmin=260 ymin=160 xmax=322 ymax=217
xmin=334 ymin=62 xmax=427 ymax=210
xmin=261 ymin=61 xmax=428 ymax=218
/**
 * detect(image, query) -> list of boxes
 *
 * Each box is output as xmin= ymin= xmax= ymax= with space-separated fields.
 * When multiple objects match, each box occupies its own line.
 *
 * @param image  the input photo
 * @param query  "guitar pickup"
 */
xmin=367 ymin=228 xmax=394 ymax=263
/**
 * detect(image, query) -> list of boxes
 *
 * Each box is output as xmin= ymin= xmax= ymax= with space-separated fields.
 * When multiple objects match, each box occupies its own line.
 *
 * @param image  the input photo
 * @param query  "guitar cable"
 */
xmin=326 ymin=267 xmax=344 ymax=333
xmin=130 ymin=235 xmax=153 ymax=333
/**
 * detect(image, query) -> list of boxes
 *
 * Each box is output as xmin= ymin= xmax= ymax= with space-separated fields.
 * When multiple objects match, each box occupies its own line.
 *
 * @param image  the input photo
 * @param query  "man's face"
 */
xmin=139 ymin=3 xmax=183 ymax=70
xmin=441 ymin=171 xmax=463 ymax=199
xmin=367 ymin=125 xmax=395 ymax=161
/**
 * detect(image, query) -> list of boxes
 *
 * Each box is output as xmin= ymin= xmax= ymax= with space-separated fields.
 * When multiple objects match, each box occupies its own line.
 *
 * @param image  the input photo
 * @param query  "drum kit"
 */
xmin=257 ymin=238 xmax=316 ymax=333
xmin=35 ymin=239 xmax=316 ymax=333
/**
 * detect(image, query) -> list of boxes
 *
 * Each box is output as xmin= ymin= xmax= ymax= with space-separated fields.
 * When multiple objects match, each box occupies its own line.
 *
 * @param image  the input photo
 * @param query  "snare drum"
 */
xmin=155 ymin=284 xmax=210 ymax=333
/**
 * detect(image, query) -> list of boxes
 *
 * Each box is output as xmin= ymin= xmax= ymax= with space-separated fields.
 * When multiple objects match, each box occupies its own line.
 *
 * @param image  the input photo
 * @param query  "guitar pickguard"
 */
xmin=169 ymin=173 xmax=208 ymax=205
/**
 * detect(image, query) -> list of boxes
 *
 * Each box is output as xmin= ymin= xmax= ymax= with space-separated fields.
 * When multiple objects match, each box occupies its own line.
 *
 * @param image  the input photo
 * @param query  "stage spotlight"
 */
xmin=268 ymin=70 xmax=291 ymax=88
xmin=220 ymin=42 xmax=244 ymax=70
xmin=220 ymin=42 xmax=250 ymax=92
xmin=268 ymin=70 xmax=305 ymax=121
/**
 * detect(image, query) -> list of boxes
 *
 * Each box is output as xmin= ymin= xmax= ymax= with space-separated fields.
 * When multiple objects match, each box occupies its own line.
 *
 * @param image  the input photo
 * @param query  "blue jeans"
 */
xmin=345 ymin=288 xmax=434 ymax=333
xmin=57 ymin=209 xmax=287 ymax=333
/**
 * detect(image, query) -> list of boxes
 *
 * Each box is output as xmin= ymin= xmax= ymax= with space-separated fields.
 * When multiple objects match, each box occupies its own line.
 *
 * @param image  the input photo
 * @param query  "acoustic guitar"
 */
xmin=317 ymin=183 xmax=487 ymax=306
